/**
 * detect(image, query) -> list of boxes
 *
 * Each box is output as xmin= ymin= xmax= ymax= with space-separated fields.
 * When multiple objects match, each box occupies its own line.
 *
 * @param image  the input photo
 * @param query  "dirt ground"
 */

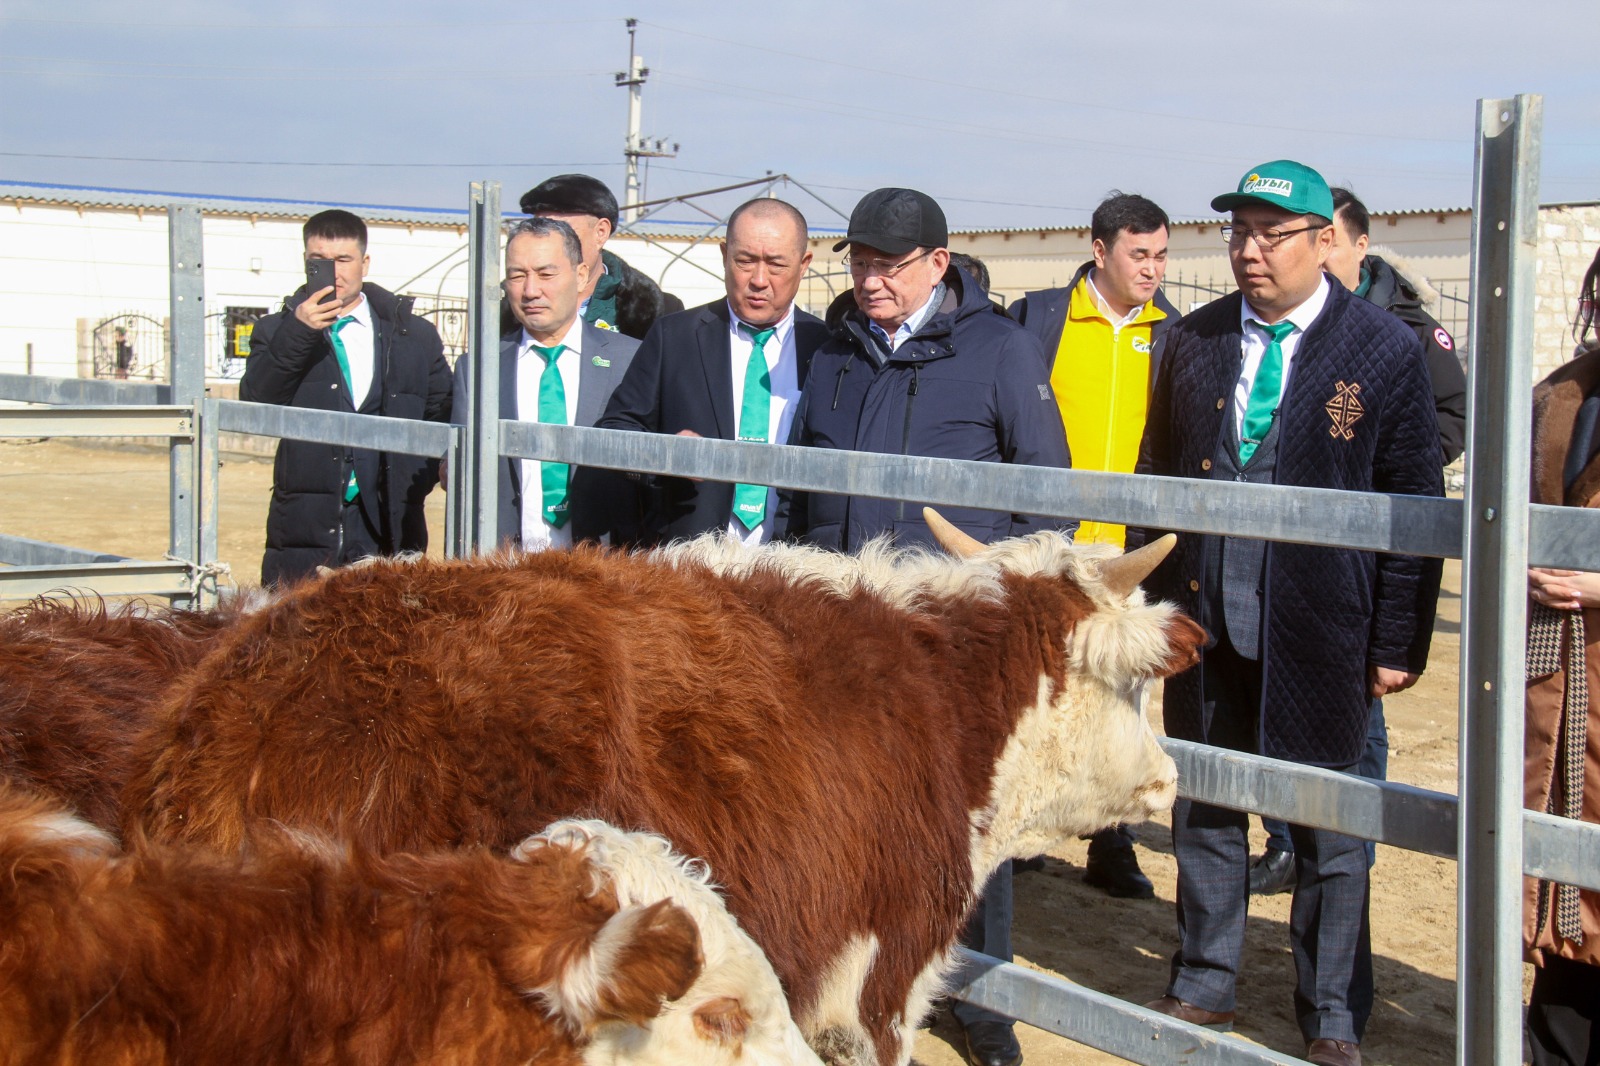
xmin=1 ymin=438 xmax=1479 ymax=1065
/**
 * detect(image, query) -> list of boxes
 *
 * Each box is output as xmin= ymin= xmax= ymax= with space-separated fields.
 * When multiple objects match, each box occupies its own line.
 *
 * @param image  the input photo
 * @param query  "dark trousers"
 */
xmin=1528 ymin=954 xmax=1600 ymax=1066
xmin=953 ymin=864 xmax=1014 ymax=1030
xmin=1264 ymin=699 xmax=1388 ymax=866
xmin=1168 ymin=636 xmax=1373 ymax=1043
xmin=337 ymin=495 xmax=384 ymax=565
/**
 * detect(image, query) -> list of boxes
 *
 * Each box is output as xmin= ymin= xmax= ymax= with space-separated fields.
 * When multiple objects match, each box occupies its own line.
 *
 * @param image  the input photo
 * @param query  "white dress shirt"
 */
xmin=1086 ymin=270 xmax=1148 ymax=333
xmin=1234 ymin=275 xmax=1331 ymax=442
xmin=868 ymin=283 xmax=946 ymax=352
xmin=516 ymin=317 xmax=585 ymax=552
xmin=727 ymin=302 xmax=801 ymax=546
xmin=334 ymin=293 xmax=375 ymax=408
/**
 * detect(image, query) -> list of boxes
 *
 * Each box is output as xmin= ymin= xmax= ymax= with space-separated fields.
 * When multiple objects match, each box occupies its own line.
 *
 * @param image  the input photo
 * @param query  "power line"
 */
xmin=638 ymin=19 xmax=1475 ymax=147
xmin=0 ymin=14 xmax=617 ymax=30
xmin=0 ymin=151 xmax=621 ymax=169
xmin=0 ymin=61 xmax=612 ymax=82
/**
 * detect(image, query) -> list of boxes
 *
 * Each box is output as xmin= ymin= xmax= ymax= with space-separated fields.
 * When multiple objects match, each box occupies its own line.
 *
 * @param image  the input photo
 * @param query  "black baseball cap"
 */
xmin=832 ymin=188 xmax=948 ymax=255
xmin=519 ymin=174 xmax=620 ymax=226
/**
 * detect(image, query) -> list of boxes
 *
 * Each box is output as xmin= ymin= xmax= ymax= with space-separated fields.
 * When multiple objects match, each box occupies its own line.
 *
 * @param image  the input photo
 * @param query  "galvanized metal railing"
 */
xmin=0 ymin=93 xmax=1582 ymax=1066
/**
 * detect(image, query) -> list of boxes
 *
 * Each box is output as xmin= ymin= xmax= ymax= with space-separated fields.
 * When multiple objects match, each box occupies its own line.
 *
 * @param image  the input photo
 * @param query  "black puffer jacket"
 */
xmin=241 ymin=283 xmax=453 ymax=586
xmin=1360 ymin=254 xmax=1468 ymax=464
xmin=783 ymin=267 xmax=1072 ymax=551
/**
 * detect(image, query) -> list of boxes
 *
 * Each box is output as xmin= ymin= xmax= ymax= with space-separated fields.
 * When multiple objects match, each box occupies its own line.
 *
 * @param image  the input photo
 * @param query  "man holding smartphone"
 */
xmin=241 ymin=209 xmax=453 ymax=586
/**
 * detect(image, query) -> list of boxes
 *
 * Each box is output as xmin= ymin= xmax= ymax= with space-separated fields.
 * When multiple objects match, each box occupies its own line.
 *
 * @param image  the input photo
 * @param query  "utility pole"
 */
xmin=615 ymin=18 xmax=677 ymax=224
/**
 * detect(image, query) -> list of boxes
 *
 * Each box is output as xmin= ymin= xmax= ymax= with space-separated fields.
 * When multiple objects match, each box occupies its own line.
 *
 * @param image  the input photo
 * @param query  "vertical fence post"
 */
xmin=1457 ymin=93 xmax=1541 ymax=1066
xmin=460 ymin=181 xmax=502 ymax=556
xmin=167 ymin=204 xmax=205 ymax=607
xmin=199 ymin=397 xmax=221 ymax=608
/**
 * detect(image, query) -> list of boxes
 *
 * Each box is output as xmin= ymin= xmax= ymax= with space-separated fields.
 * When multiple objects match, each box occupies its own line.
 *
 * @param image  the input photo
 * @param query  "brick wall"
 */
xmin=1533 ymin=204 xmax=1600 ymax=384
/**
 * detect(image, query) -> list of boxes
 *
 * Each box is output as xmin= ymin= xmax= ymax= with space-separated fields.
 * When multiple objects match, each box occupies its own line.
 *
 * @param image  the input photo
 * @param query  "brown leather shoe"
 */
xmin=1142 ymin=995 xmax=1235 ymax=1032
xmin=1306 ymin=1038 xmax=1361 ymax=1066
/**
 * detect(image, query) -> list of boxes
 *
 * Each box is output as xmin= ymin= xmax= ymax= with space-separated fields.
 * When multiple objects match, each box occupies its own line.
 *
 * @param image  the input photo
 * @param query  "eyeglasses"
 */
xmin=1220 ymin=223 xmax=1325 ymax=251
xmin=843 ymin=247 xmax=935 ymax=279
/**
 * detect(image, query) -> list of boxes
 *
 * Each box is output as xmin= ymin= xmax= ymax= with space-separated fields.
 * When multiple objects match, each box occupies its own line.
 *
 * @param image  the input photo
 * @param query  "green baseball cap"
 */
xmin=1211 ymin=159 xmax=1334 ymax=219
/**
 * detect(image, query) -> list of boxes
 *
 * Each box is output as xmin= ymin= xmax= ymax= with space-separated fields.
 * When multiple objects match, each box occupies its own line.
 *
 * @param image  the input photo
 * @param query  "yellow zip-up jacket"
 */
xmin=1049 ymin=277 xmax=1167 ymax=547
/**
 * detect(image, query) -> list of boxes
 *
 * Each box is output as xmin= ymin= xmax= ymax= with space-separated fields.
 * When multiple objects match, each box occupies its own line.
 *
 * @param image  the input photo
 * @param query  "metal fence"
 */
xmin=0 ymin=94 xmax=1592 ymax=1066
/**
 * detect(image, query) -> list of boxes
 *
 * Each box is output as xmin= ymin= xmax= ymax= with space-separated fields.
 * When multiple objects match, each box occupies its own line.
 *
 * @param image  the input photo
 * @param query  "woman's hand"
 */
xmin=1528 ymin=567 xmax=1600 ymax=611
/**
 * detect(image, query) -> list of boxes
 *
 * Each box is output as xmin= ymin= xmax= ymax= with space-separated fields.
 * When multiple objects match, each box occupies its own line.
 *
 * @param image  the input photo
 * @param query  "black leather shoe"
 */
xmin=1306 ymin=1038 xmax=1361 ymax=1065
xmin=1083 ymin=837 xmax=1155 ymax=899
xmin=962 ymin=1019 xmax=1023 ymax=1066
xmin=1143 ymin=995 xmax=1236 ymax=1032
xmin=1248 ymin=847 xmax=1297 ymax=895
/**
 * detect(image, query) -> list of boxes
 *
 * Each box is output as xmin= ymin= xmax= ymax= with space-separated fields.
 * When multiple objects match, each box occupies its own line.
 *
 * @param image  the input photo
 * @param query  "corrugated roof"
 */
xmin=947 ymin=206 xmax=1473 ymax=237
xmin=0 ymin=180 xmax=473 ymax=227
xmin=0 ymin=181 xmax=851 ymax=241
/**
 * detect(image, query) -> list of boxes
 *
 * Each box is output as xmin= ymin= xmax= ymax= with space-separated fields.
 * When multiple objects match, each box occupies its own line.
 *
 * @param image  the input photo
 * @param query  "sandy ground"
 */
xmin=0 ymin=438 xmax=1474 ymax=1065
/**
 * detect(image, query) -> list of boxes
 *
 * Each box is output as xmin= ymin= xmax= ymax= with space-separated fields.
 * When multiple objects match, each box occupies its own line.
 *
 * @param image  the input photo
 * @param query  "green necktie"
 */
xmin=733 ymin=325 xmax=777 ymax=530
xmin=330 ymin=315 xmax=359 ymax=502
xmin=1240 ymin=319 xmax=1295 ymax=464
xmin=531 ymin=343 xmax=571 ymax=528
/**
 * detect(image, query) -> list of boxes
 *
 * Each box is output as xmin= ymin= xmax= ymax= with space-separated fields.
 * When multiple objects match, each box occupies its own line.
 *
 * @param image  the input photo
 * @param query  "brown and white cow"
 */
xmin=126 ymin=511 xmax=1203 ymax=1066
xmin=0 ymin=596 xmax=242 ymax=830
xmin=0 ymin=782 xmax=817 ymax=1066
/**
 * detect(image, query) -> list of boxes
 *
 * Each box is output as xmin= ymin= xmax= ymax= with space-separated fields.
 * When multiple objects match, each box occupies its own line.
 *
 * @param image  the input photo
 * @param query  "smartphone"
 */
xmin=305 ymin=258 xmax=337 ymax=304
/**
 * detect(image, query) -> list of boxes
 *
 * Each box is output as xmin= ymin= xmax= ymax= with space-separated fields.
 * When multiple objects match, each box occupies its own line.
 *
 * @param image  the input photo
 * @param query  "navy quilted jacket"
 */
xmin=1132 ymin=280 xmax=1444 ymax=766
xmin=784 ymin=268 xmax=1072 ymax=551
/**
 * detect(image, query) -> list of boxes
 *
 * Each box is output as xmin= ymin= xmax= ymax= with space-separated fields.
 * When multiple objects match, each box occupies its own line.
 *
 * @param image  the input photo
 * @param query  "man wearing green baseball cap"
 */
xmin=1132 ymin=159 xmax=1445 ymax=1066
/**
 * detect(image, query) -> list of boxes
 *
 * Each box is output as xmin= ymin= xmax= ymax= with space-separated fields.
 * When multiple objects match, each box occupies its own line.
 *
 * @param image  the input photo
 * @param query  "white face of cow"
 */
xmin=517 ymin=821 xmax=825 ymax=1066
xmin=950 ymin=525 xmax=1197 ymax=880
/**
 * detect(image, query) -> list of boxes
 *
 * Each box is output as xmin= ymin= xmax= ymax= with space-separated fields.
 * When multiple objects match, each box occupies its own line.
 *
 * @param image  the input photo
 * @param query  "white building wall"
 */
xmin=0 ymin=200 xmax=729 ymax=378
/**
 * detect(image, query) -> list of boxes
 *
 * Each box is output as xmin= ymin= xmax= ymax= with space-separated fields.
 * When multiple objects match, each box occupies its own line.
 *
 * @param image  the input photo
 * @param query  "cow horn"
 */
xmin=923 ymin=508 xmax=985 ymax=558
xmin=1097 ymin=534 xmax=1177 ymax=597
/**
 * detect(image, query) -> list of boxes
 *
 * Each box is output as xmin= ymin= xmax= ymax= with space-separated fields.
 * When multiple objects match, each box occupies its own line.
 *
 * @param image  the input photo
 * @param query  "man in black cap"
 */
xmin=519 ymin=173 xmax=683 ymax=340
xmin=784 ymin=187 xmax=1073 ymax=1066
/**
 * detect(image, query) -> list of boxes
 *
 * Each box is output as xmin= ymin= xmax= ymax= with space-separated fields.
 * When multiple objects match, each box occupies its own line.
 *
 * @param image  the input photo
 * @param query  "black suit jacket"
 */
xmin=453 ymin=322 xmax=642 ymax=548
xmin=598 ymin=299 xmax=827 ymax=544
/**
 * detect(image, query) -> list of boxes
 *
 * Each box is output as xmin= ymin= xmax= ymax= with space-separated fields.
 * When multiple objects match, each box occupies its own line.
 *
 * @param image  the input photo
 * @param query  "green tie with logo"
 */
xmin=330 ymin=315 xmax=359 ymax=501
xmin=531 ymin=343 xmax=570 ymax=528
xmin=1240 ymin=319 xmax=1294 ymax=464
xmin=732 ymin=325 xmax=777 ymax=530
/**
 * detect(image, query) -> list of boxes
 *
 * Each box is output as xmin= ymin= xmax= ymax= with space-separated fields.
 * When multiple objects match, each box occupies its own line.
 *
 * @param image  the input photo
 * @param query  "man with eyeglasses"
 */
xmin=784 ymin=186 xmax=1071 ymax=1066
xmin=599 ymin=198 xmax=828 ymax=544
xmin=242 ymin=209 xmax=453 ymax=586
xmin=1132 ymin=160 xmax=1443 ymax=1066
xmin=1249 ymin=185 xmax=1469 ymax=897
xmin=1010 ymin=191 xmax=1178 ymax=902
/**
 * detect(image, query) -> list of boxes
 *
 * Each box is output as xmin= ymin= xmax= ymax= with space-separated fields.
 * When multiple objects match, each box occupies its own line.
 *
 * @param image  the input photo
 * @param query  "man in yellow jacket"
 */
xmin=1011 ymin=191 xmax=1176 ymax=898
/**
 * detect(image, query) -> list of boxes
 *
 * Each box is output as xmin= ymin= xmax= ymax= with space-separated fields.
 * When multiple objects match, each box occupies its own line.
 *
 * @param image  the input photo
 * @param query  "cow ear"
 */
xmin=1154 ymin=615 xmax=1208 ymax=679
xmin=534 ymin=898 xmax=704 ymax=1031
xmin=692 ymin=995 xmax=753 ymax=1048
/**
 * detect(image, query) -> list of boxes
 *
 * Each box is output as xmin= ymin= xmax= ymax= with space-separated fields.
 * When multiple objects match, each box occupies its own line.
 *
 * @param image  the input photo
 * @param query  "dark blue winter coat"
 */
xmin=783 ymin=268 xmax=1072 ymax=551
xmin=1132 ymin=280 xmax=1444 ymax=766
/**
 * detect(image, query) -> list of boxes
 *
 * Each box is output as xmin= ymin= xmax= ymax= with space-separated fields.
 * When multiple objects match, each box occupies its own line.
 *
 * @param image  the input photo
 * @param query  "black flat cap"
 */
xmin=519 ymin=174 xmax=620 ymax=225
xmin=832 ymin=188 xmax=948 ymax=255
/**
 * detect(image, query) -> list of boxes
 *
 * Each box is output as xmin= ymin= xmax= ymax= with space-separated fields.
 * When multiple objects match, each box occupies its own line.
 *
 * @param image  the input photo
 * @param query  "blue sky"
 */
xmin=2 ymin=0 xmax=1594 ymax=229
